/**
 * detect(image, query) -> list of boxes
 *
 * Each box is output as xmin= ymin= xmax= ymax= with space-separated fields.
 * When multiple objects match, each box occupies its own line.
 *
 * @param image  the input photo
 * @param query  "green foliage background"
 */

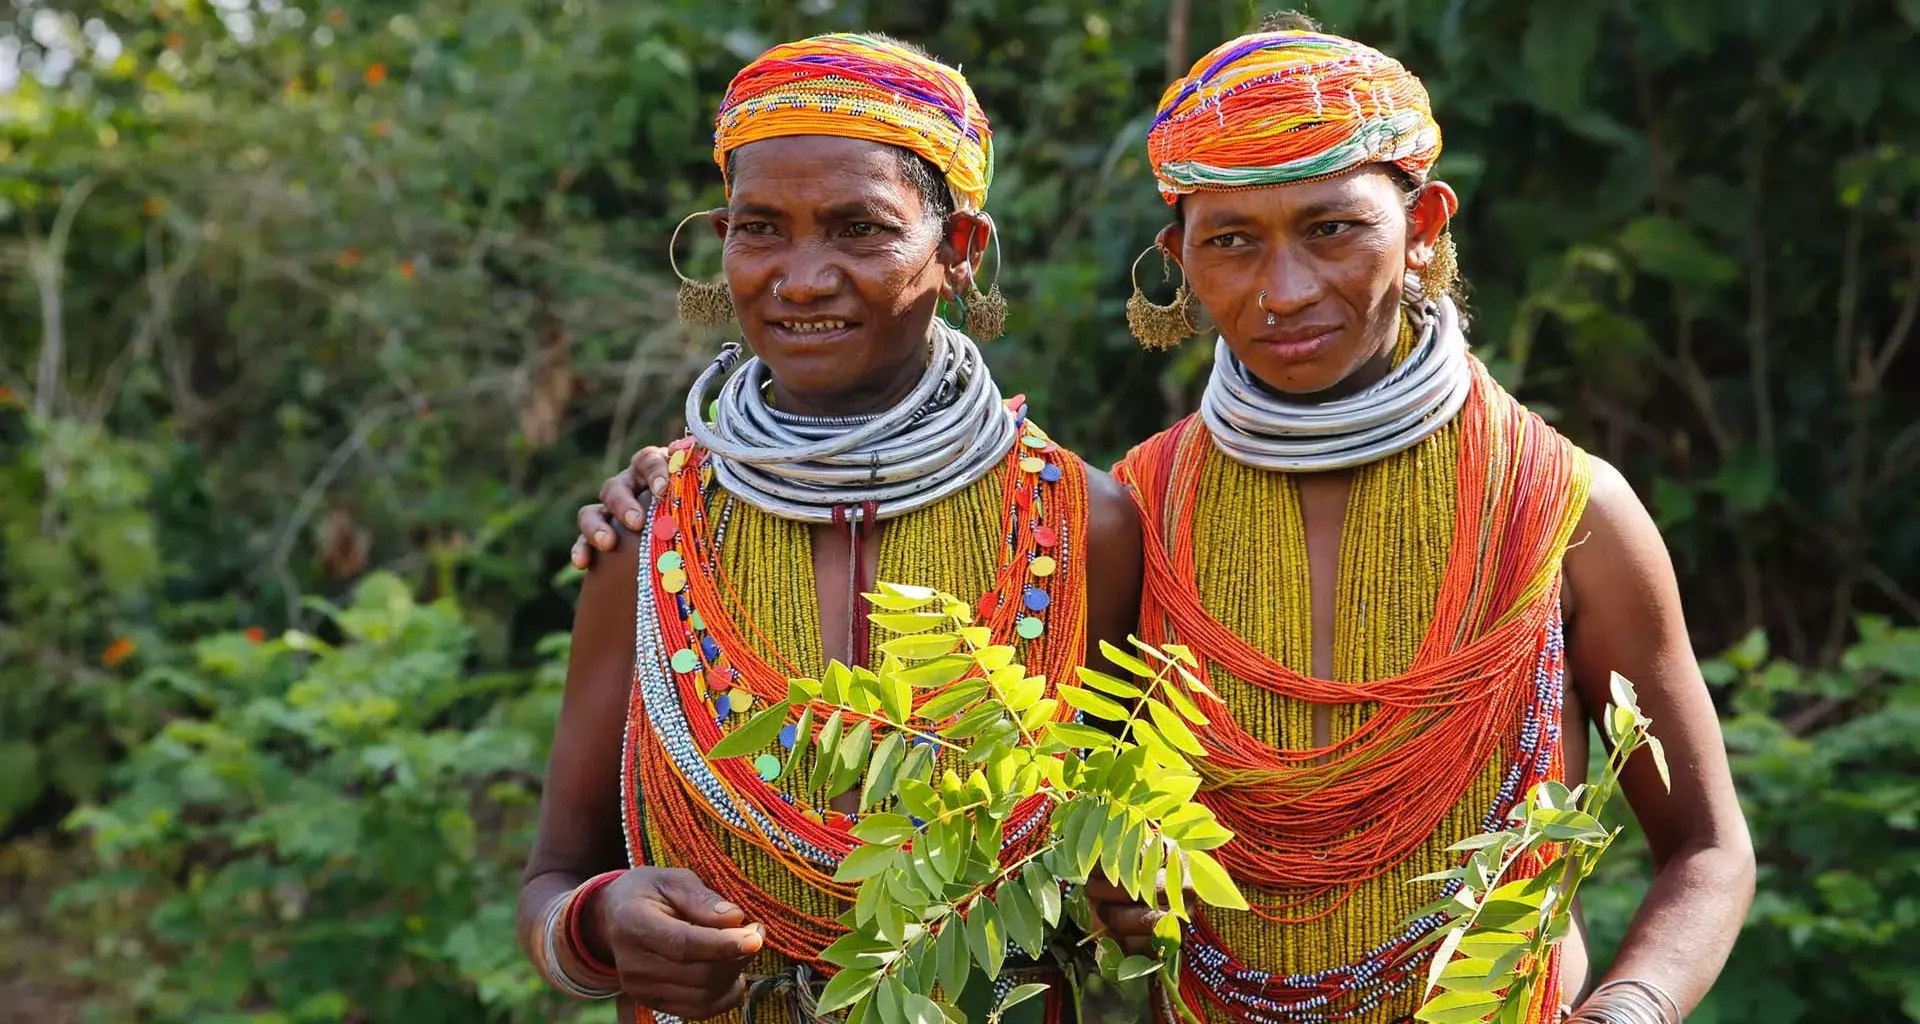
xmin=1 ymin=1 xmax=1915 ymax=1021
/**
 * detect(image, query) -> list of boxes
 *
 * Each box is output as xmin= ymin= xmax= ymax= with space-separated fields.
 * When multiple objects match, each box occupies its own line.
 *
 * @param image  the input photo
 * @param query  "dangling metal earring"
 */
xmin=670 ymin=209 xmax=733 ymax=326
xmin=1418 ymin=227 xmax=1459 ymax=302
xmin=1125 ymin=243 xmax=1199 ymax=351
xmin=961 ymin=216 xmax=1007 ymax=342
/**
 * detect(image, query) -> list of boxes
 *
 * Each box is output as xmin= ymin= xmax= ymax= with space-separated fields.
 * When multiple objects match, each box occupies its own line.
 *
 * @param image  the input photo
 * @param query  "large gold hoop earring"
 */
xmin=671 ymin=209 xmax=733 ymax=326
xmin=1125 ymin=244 xmax=1199 ymax=351
xmin=961 ymin=216 xmax=1007 ymax=342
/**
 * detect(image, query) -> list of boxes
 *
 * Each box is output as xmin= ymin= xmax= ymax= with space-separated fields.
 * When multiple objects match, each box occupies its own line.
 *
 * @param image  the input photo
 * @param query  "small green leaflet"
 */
xmin=816 ymin=966 xmax=882 ymax=1013
xmin=995 ymin=983 xmax=1050 ymax=1014
xmin=1076 ymin=666 xmax=1143 ymax=699
xmin=1059 ymin=685 xmax=1128 ymax=721
xmin=706 ymin=705 xmax=789 ymax=760
xmin=1184 ymin=849 xmax=1248 ymax=911
xmin=834 ymin=842 xmax=898 ymax=882
xmin=966 ymin=897 xmax=1006 ymax=980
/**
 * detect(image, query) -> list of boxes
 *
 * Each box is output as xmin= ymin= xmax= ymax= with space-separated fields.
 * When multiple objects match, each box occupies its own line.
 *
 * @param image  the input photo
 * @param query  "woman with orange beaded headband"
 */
xmin=1096 ymin=15 xmax=1751 ymax=1024
xmin=521 ymin=31 xmax=1142 ymax=1024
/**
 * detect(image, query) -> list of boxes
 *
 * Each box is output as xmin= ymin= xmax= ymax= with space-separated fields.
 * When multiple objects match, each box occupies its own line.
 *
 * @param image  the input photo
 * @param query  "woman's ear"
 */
xmin=1405 ymin=181 xmax=1459 ymax=270
xmin=940 ymin=212 xmax=992 ymax=291
xmin=707 ymin=206 xmax=729 ymax=239
xmin=1156 ymin=221 xmax=1186 ymax=270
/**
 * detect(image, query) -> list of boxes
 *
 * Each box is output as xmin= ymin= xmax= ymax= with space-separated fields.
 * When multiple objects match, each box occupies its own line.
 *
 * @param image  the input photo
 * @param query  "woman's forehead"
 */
xmin=1184 ymin=168 xmax=1400 ymax=226
xmin=728 ymin=137 xmax=917 ymax=212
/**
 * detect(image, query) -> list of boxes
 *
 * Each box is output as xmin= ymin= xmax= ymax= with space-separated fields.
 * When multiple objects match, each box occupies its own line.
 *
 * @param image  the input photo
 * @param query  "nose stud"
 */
xmin=771 ymin=277 xmax=787 ymax=302
xmin=1258 ymin=289 xmax=1277 ymax=326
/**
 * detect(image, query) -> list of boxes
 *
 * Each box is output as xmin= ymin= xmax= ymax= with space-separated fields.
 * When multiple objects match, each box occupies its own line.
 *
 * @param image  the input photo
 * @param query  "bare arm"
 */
xmin=1081 ymin=460 xmax=1146 ymax=671
xmin=1563 ymin=458 xmax=1755 ymax=1013
xmin=522 ymin=508 xmax=764 ymax=1019
xmin=520 ymin=512 xmax=645 ymax=960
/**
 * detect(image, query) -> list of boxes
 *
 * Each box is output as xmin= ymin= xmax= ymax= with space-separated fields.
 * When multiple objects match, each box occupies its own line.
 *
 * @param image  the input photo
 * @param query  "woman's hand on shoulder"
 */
xmin=570 ymin=446 xmax=673 ymax=569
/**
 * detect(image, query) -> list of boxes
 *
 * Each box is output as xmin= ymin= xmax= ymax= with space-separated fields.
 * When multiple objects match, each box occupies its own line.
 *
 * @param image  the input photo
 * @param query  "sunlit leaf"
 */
xmin=778 ymin=705 xmax=814 ymax=784
xmin=706 ymin=705 xmax=789 ymax=760
xmin=883 ymin=633 xmax=964 ymax=661
xmin=811 ymin=710 xmax=846 ymax=793
xmin=880 ymin=670 xmax=913 ymax=725
xmin=1185 ymin=849 xmax=1246 ymax=910
xmin=1059 ymin=685 xmax=1128 ymax=721
xmin=975 ymin=645 xmax=1016 ymax=672
xmin=1076 ymin=666 xmax=1144 ymax=699
xmin=816 ymin=966 xmax=882 ymax=1014
xmin=1423 ymin=925 xmax=1466 ymax=997
xmin=1146 ymin=698 xmax=1207 ymax=756
xmin=997 ymin=883 xmax=1044 ymax=957
xmin=1158 ymin=676 xmax=1211 ymax=725
xmin=936 ymin=917 xmax=970 ymax=1000
xmin=902 ymin=656 xmax=976 ymax=691
xmin=862 ymin=731 xmax=906 ymax=811
xmin=825 ymin=662 xmax=853 ymax=705
xmin=852 ymin=811 xmax=917 ymax=846
xmin=835 ymin=842 xmax=898 ymax=882
xmin=1022 ymin=861 xmax=1061 ymax=927
xmin=1645 ymin=733 xmax=1672 ymax=792
xmin=1115 ymin=955 xmax=1162 ymax=981
xmin=996 ymin=983 xmax=1050 ymax=1014
xmin=872 ymin=612 xmax=951 ymax=635
xmin=1413 ymin=989 xmax=1504 ymax=1023
xmin=965 ymin=898 xmax=1006 ymax=980
xmin=917 ymin=680 xmax=987 ymax=721
xmin=1099 ymin=639 xmax=1154 ymax=679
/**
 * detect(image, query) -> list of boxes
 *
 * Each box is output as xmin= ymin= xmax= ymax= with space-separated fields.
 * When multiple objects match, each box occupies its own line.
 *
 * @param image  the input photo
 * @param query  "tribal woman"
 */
xmin=1085 ymin=22 xmax=1754 ymax=1024
xmin=521 ymin=34 xmax=1141 ymax=1024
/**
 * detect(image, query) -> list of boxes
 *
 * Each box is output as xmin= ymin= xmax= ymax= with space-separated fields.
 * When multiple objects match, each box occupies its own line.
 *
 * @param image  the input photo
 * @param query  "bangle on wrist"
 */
xmin=562 ymin=870 xmax=626 ymax=978
xmin=539 ymin=885 xmax=619 ymax=1000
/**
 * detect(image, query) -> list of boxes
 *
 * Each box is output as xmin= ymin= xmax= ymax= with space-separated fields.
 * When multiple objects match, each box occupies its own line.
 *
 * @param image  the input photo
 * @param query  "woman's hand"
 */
xmin=1083 ymin=870 xmax=1174 ymax=958
xmin=570 ymin=446 xmax=673 ymax=569
xmin=585 ymin=866 xmax=765 ymax=1020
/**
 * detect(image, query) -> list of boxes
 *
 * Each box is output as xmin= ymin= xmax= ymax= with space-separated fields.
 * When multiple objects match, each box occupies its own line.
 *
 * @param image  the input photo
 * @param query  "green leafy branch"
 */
xmin=705 ymin=582 xmax=1246 ymax=1024
xmin=1409 ymin=673 xmax=1671 ymax=1024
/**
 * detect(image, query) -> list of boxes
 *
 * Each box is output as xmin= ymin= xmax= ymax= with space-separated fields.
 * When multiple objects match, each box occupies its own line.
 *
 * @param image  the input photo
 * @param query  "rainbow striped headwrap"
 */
xmin=1147 ymin=30 xmax=1441 ymax=203
xmin=713 ymin=33 xmax=993 ymax=212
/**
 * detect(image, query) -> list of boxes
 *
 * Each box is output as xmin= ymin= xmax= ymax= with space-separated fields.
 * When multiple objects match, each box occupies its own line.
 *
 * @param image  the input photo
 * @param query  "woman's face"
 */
xmin=1164 ymin=166 xmax=1454 ymax=397
xmin=712 ymin=136 xmax=986 ymax=415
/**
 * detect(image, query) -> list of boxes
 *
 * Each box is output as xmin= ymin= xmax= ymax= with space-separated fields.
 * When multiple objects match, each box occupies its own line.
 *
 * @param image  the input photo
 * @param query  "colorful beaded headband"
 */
xmin=714 ymin=33 xmax=994 ymax=211
xmin=1147 ymin=30 xmax=1441 ymax=203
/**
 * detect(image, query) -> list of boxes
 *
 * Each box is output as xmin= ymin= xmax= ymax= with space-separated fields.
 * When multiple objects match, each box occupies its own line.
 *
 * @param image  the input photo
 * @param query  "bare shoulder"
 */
xmin=1562 ymin=453 xmax=1693 ymax=659
xmin=1081 ymin=456 xmax=1141 ymax=537
xmin=1566 ymin=455 xmax=1666 ymax=589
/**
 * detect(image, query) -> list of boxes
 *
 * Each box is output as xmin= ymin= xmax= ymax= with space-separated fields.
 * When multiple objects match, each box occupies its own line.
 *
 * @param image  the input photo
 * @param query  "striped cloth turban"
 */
xmin=1147 ymin=30 xmax=1441 ymax=203
xmin=713 ymin=33 xmax=994 ymax=212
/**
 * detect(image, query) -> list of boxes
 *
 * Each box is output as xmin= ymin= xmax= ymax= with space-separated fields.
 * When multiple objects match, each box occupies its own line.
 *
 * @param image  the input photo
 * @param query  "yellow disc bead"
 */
xmin=1029 ymin=555 xmax=1057 ymax=578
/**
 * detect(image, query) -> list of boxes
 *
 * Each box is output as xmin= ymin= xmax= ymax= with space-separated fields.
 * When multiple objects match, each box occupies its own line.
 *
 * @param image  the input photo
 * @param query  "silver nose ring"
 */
xmin=771 ymin=277 xmax=787 ymax=302
xmin=1258 ymin=289 xmax=1277 ymax=325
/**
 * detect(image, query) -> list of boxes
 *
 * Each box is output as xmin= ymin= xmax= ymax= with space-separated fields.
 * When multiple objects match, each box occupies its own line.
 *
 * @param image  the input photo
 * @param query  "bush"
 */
xmin=59 ymin=574 xmax=581 ymax=1023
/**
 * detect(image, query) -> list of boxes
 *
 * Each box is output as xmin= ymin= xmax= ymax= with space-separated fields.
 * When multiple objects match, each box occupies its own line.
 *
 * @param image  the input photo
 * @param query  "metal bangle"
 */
xmin=539 ymin=889 xmax=619 ymax=1001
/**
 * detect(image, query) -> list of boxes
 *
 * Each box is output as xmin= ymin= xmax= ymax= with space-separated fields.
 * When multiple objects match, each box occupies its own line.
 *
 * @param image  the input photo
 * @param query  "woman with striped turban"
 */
xmin=522 ymin=33 xmax=1140 ymax=1024
xmin=1089 ymin=18 xmax=1753 ymax=1024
